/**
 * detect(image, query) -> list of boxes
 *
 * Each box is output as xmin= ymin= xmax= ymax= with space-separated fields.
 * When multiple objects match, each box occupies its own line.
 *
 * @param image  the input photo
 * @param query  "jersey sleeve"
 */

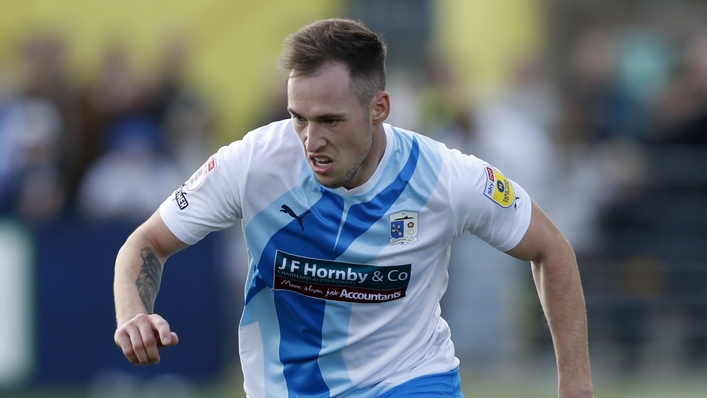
xmin=447 ymin=149 xmax=532 ymax=252
xmin=159 ymin=141 xmax=246 ymax=245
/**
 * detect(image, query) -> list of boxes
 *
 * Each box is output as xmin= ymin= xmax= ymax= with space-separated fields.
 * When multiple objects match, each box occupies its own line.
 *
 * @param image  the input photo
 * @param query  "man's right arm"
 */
xmin=113 ymin=210 xmax=188 ymax=365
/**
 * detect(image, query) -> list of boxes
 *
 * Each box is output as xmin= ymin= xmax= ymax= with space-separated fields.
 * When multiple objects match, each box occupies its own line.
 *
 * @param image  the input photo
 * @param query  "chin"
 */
xmin=318 ymin=179 xmax=343 ymax=189
xmin=315 ymin=174 xmax=346 ymax=189
xmin=315 ymin=167 xmax=358 ymax=189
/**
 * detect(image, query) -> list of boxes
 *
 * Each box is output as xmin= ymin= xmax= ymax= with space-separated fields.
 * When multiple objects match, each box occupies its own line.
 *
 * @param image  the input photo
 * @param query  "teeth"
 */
xmin=314 ymin=158 xmax=330 ymax=165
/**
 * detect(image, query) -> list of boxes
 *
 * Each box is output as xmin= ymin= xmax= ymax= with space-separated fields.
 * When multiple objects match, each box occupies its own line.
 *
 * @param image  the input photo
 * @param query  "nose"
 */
xmin=304 ymin=122 xmax=326 ymax=152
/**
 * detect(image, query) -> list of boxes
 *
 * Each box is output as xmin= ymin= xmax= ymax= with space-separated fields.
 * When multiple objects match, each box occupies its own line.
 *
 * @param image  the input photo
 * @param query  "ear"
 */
xmin=370 ymin=91 xmax=391 ymax=125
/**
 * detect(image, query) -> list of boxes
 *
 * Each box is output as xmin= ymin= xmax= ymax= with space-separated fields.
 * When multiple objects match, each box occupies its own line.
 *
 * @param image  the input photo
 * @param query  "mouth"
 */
xmin=310 ymin=155 xmax=333 ymax=174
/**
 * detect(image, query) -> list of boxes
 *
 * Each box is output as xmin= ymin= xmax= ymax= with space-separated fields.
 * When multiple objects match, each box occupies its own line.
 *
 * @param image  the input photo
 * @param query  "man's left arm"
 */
xmin=506 ymin=201 xmax=594 ymax=398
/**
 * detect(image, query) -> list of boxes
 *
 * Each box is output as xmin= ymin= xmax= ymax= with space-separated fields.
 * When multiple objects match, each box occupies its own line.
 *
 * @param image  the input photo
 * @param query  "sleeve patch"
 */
xmin=483 ymin=166 xmax=516 ymax=208
xmin=186 ymin=154 xmax=217 ymax=192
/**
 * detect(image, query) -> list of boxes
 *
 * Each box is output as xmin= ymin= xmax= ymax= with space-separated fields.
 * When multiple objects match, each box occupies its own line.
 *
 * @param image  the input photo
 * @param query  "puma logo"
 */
xmin=280 ymin=204 xmax=311 ymax=231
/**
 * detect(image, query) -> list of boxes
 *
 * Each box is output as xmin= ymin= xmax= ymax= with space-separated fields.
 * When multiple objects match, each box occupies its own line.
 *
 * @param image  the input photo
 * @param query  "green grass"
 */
xmin=461 ymin=375 xmax=707 ymax=398
xmin=3 ymin=370 xmax=707 ymax=397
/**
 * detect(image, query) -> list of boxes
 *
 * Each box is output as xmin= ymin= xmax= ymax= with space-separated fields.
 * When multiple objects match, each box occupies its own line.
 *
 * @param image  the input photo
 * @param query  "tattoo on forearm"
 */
xmin=135 ymin=247 xmax=162 ymax=314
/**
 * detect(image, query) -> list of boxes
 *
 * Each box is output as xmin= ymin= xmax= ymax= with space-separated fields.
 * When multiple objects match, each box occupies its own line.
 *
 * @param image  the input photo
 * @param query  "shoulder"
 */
xmin=393 ymin=125 xmax=516 ymax=206
xmin=386 ymin=124 xmax=487 ymax=178
xmin=386 ymin=124 xmax=450 ymax=166
xmin=218 ymin=119 xmax=306 ymax=192
xmin=386 ymin=124 xmax=470 ymax=159
xmin=216 ymin=119 xmax=300 ymax=166
xmin=239 ymin=119 xmax=298 ymax=151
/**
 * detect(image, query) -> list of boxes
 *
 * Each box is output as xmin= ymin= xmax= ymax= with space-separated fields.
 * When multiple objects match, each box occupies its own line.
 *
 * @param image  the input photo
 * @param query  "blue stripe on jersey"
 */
xmin=334 ymin=138 xmax=419 ymax=254
xmin=267 ymin=190 xmax=345 ymax=397
xmin=243 ymin=137 xmax=420 ymax=397
xmin=240 ymin=288 xmax=288 ymax=396
xmin=317 ymin=301 xmax=354 ymax=396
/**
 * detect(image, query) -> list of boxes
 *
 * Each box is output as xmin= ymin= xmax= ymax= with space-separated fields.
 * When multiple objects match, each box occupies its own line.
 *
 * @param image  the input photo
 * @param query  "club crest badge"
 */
xmin=483 ymin=166 xmax=516 ymax=208
xmin=389 ymin=211 xmax=419 ymax=245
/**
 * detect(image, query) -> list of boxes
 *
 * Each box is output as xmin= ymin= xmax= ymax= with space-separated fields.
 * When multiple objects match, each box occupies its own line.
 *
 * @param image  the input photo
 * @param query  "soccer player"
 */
xmin=114 ymin=18 xmax=594 ymax=398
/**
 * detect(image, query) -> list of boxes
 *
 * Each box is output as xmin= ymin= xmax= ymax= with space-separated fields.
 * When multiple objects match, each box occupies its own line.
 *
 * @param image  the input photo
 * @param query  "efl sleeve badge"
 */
xmin=186 ymin=154 xmax=218 ymax=192
xmin=483 ymin=166 xmax=516 ymax=208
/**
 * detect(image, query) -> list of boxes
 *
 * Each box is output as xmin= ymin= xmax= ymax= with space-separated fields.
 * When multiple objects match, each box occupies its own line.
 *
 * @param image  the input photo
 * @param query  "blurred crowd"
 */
xmin=1 ymin=20 xmax=706 ymax=380
xmin=413 ymin=26 xmax=707 ymax=375
xmin=0 ymin=34 xmax=215 ymax=225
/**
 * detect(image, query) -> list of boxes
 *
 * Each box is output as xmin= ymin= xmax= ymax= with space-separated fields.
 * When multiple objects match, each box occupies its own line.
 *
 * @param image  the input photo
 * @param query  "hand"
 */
xmin=114 ymin=313 xmax=179 ymax=365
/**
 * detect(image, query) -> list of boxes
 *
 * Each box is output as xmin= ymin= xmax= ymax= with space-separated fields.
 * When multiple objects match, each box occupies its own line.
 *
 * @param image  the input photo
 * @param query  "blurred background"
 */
xmin=0 ymin=0 xmax=706 ymax=397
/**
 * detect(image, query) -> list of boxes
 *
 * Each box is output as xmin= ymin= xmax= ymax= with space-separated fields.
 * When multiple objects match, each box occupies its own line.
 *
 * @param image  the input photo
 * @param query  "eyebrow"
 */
xmin=288 ymin=109 xmax=345 ymax=121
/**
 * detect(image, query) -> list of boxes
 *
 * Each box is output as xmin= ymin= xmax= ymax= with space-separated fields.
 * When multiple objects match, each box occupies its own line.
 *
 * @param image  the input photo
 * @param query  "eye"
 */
xmin=291 ymin=115 xmax=306 ymax=124
xmin=323 ymin=119 xmax=339 ymax=126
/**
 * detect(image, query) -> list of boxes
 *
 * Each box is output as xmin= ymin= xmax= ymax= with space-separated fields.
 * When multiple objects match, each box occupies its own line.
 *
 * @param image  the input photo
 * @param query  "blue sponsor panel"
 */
xmin=30 ymin=217 xmax=226 ymax=387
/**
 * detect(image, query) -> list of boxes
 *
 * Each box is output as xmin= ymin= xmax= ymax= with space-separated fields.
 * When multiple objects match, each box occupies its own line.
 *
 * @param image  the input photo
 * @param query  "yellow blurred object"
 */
xmin=0 ymin=0 xmax=342 ymax=143
xmin=0 ymin=0 xmax=544 ymax=142
xmin=433 ymin=0 xmax=546 ymax=100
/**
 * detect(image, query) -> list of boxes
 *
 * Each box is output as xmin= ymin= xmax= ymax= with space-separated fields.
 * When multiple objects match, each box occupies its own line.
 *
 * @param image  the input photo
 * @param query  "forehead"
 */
xmin=287 ymin=63 xmax=358 ymax=114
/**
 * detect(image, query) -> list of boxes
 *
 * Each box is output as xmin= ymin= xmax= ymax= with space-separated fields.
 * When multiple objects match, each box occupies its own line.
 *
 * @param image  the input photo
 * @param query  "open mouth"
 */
xmin=310 ymin=156 xmax=333 ymax=174
xmin=313 ymin=157 xmax=331 ymax=166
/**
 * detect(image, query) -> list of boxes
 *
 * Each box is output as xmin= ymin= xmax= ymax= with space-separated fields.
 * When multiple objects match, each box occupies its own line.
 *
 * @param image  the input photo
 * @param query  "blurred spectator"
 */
xmin=162 ymin=90 xmax=215 ymax=175
xmin=154 ymin=35 xmax=216 ymax=175
xmin=654 ymin=29 xmax=707 ymax=145
xmin=560 ymin=28 xmax=673 ymax=144
xmin=0 ymin=34 xmax=80 ymax=223
xmin=20 ymin=33 xmax=81 ymax=167
xmin=76 ymin=116 xmax=183 ymax=223
xmin=560 ymin=28 xmax=614 ymax=146
xmin=10 ymin=98 xmax=67 ymax=221
xmin=151 ymin=34 xmax=193 ymax=119
xmin=559 ymin=28 xmax=648 ymax=243
xmin=76 ymin=46 xmax=156 ymax=199
xmin=417 ymin=53 xmax=474 ymax=140
xmin=0 ymin=66 xmax=20 ymax=212
xmin=613 ymin=30 xmax=675 ymax=141
xmin=609 ymin=254 xmax=668 ymax=373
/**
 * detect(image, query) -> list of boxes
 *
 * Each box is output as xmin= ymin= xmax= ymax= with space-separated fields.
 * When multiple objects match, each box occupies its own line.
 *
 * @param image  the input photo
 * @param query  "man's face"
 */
xmin=287 ymin=63 xmax=379 ymax=189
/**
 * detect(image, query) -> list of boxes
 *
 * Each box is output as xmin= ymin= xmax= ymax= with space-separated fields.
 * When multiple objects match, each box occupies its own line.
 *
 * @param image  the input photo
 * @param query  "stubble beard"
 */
xmin=320 ymin=123 xmax=373 ymax=190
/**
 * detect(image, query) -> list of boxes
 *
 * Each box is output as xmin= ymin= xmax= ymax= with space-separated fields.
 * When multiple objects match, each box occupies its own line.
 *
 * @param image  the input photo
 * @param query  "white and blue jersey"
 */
xmin=159 ymin=119 xmax=532 ymax=397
